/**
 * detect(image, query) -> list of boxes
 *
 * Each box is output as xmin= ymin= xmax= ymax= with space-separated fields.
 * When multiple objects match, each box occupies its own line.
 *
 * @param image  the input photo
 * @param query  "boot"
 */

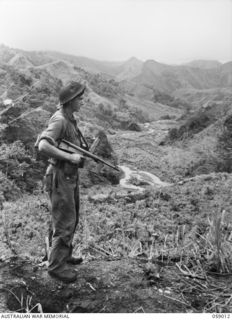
xmin=67 ymin=256 xmax=83 ymax=265
xmin=48 ymin=267 xmax=77 ymax=283
xmin=67 ymin=245 xmax=83 ymax=265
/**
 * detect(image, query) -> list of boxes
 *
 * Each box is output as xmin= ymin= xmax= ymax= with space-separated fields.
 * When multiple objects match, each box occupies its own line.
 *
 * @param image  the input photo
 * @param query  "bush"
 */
xmin=1 ymin=193 xmax=50 ymax=257
xmin=159 ymin=115 xmax=174 ymax=120
xmin=97 ymin=103 xmax=114 ymax=117
xmin=130 ymin=107 xmax=152 ymax=123
xmin=0 ymin=140 xmax=29 ymax=161
xmin=166 ymin=110 xmax=212 ymax=142
xmin=162 ymin=135 xmax=219 ymax=178
xmin=216 ymin=118 xmax=232 ymax=173
xmin=0 ymin=140 xmax=43 ymax=193
xmin=0 ymin=171 xmax=21 ymax=201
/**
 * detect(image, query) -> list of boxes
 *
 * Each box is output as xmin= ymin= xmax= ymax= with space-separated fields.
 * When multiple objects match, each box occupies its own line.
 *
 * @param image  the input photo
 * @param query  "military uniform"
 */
xmin=39 ymin=106 xmax=86 ymax=277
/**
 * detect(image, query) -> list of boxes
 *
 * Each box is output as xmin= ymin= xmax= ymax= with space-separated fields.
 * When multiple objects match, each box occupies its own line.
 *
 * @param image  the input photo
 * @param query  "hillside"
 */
xmin=184 ymin=60 xmax=222 ymax=69
xmin=1 ymin=45 xmax=182 ymax=198
xmin=115 ymin=57 xmax=143 ymax=81
xmin=34 ymin=60 xmax=84 ymax=83
xmin=173 ymin=87 xmax=232 ymax=110
xmin=1 ymin=45 xmax=231 ymax=108
xmin=131 ymin=60 xmax=228 ymax=94
xmin=1 ymin=45 xmax=232 ymax=314
xmin=0 ymin=44 xmax=231 ymax=200
xmin=39 ymin=50 xmax=124 ymax=75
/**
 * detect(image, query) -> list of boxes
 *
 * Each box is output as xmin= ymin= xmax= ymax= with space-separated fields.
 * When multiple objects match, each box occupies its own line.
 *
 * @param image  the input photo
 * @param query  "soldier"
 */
xmin=38 ymin=81 xmax=87 ymax=283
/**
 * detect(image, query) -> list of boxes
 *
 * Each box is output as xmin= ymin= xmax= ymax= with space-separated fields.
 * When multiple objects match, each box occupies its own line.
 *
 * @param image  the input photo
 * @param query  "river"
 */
xmin=119 ymin=165 xmax=172 ymax=191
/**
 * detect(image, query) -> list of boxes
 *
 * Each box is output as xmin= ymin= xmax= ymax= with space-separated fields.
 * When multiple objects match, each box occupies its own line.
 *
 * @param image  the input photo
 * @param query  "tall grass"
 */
xmin=205 ymin=210 xmax=232 ymax=273
xmin=5 ymin=288 xmax=43 ymax=313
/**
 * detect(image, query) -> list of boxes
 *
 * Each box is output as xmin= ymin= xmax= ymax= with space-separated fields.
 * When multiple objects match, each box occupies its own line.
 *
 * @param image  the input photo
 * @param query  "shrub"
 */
xmin=0 ymin=140 xmax=43 ymax=194
xmin=130 ymin=107 xmax=152 ymax=123
xmin=0 ymin=171 xmax=21 ymax=201
xmin=1 ymin=193 xmax=50 ymax=257
xmin=162 ymin=135 xmax=218 ymax=178
xmin=216 ymin=116 xmax=232 ymax=173
xmin=97 ymin=103 xmax=114 ymax=117
xmin=0 ymin=140 xmax=29 ymax=161
xmin=159 ymin=114 xmax=174 ymax=120
xmin=166 ymin=110 xmax=212 ymax=142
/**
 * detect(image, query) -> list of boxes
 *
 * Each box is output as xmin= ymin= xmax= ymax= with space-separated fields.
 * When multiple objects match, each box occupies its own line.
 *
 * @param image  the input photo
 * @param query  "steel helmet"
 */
xmin=59 ymin=81 xmax=86 ymax=105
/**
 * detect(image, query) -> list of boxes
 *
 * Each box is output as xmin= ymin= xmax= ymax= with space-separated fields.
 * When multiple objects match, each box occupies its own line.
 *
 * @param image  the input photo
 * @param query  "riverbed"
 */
xmin=119 ymin=165 xmax=172 ymax=191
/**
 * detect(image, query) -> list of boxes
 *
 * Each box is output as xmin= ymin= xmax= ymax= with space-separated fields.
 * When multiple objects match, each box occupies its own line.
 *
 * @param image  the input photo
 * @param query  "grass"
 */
xmin=162 ymin=134 xmax=218 ymax=179
xmin=1 ymin=193 xmax=50 ymax=259
xmin=2 ymin=171 xmax=232 ymax=312
xmin=5 ymin=288 xmax=43 ymax=313
xmin=75 ymin=182 xmax=232 ymax=278
xmin=2 ymin=176 xmax=232 ymax=275
xmin=205 ymin=210 xmax=232 ymax=274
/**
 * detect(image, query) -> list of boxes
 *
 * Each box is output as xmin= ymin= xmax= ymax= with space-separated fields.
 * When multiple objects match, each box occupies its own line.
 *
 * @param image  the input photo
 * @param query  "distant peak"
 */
xmin=185 ymin=59 xmax=222 ymax=69
xmin=126 ymin=57 xmax=142 ymax=63
xmin=128 ymin=56 xmax=138 ymax=61
xmin=0 ymin=43 xmax=9 ymax=48
xmin=144 ymin=59 xmax=167 ymax=66
xmin=189 ymin=59 xmax=220 ymax=63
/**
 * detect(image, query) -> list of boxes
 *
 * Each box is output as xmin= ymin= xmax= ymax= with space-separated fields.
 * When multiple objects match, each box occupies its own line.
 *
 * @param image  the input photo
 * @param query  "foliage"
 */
xmin=97 ymin=103 xmax=114 ymax=117
xmin=2 ymin=172 xmax=232 ymax=312
xmin=5 ymin=288 xmax=43 ymax=313
xmin=1 ymin=46 xmax=232 ymax=313
xmin=162 ymin=136 xmax=219 ymax=178
xmin=95 ymin=101 xmax=148 ymax=130
xmin=159 ymin=114 xmax=175 ymax=120
xmin=87 ymin=74 xmax=122 ymax=99
xmin=130 ymin=107 xmax=152 ymax=123
xmin=205 ymin=210 xmax=232 ymax=273
xmin=216 ymin=118 xmax=232 ymax=173
xmin=166 ymin=110 xmax=213 ymax=142
xmin=118 ymin=99 xmax=153 ymax=124
xmin=0 ymin=140 xmax=29 ymax=161
xmin=1 ymin=194 xmax=50 ymax=257
xmin=152 ymin=90 xmax=191 ymax=110
xmin=0 ymin=171 xmax=21 ymax=201
xmin=0 ymin=140 xmax=44 ymax=194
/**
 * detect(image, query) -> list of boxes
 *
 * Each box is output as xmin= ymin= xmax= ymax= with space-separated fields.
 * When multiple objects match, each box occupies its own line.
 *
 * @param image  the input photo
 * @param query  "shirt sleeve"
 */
xmin=39 ymin=113 xmax=66 ymax=146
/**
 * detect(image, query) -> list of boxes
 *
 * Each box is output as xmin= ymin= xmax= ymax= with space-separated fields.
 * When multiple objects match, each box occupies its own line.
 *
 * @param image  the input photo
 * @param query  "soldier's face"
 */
xmin=70 ymin=95 xmax=84 ymax=112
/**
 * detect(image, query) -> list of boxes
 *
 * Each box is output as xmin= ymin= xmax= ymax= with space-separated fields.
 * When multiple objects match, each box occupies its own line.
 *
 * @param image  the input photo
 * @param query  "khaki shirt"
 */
xmin=39 ymin=107 xmax=83 ymax=177
xmin=40 ymin=108 xmax=82 ymax=147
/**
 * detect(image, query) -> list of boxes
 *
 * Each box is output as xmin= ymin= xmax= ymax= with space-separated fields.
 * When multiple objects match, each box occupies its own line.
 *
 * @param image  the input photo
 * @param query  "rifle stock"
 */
xmin=59 ymin=139 xmax=120 ymax=172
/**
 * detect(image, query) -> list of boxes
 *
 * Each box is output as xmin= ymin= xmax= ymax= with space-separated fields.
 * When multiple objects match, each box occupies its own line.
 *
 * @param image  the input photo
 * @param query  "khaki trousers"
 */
xmin=46 ymin=166 xmax=79 ymax=272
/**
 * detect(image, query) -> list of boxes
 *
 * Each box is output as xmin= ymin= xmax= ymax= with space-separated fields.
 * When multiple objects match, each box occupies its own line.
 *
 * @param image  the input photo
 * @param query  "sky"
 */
xmin=0 ymin=0 xmax=231 ymax=64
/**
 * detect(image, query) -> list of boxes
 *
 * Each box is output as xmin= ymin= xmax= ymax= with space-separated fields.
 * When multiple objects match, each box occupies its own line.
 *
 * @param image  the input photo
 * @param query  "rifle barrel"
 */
xmin=61 ymin=139 xmax=120 ymax=172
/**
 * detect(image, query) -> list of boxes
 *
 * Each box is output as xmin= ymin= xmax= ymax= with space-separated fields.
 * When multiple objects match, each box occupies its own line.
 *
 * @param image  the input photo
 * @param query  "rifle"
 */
xmin=58 ymin=139 xmax=120 ymax=172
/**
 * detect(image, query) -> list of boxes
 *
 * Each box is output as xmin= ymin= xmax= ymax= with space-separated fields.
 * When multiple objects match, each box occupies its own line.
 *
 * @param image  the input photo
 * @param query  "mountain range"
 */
xmin=0 ymin=43 xmax=231 ymax=116
xmin=0 ymin=44 xmax=231 ymax=198
xmin=1 ymin=44 xmax=231 ymax=92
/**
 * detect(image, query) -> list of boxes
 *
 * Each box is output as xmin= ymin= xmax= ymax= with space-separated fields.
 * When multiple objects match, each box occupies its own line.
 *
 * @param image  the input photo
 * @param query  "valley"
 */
xmin=0 ymin=44 xmax=232 ymax=313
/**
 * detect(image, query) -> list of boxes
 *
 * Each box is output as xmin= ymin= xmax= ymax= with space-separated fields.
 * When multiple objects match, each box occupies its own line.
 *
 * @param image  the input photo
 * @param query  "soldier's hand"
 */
xmin=69 ymin=153 xmax=84 ymax=165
